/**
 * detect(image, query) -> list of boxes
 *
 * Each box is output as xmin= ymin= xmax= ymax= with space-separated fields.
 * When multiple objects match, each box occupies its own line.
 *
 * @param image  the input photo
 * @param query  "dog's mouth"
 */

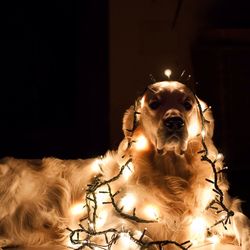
xmin=156 ymin=126 xmax=188 ymax=155
xmin=165 ymin=131 xmax=183 ymax=141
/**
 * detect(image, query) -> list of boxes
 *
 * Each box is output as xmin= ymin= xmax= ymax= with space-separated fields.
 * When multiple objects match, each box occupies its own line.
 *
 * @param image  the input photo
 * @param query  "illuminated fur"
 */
xmin=0 ymin=81 xmax=249 ymax=249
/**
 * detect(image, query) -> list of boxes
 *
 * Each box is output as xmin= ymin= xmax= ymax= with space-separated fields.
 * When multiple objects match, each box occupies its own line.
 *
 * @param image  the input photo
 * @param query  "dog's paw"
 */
xmin=0 ymin=238 xmax=13 ymax=248
xmin=241 ymin=228 xmax=250 ymax=250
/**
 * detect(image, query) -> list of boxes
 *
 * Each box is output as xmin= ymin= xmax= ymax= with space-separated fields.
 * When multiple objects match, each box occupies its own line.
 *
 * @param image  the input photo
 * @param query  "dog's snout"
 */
xmin=164 ymin=116 xmax=184 ymax=131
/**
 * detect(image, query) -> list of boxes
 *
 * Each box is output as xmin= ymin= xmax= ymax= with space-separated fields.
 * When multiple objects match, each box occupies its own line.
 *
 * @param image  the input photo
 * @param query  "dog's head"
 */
xmin=123 ymin=81 xmax=214 ymax=154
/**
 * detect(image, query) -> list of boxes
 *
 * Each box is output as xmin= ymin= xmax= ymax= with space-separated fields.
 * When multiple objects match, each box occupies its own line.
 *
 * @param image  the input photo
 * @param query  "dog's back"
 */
xmin=0 ymin=157 xmax=96 ymax=247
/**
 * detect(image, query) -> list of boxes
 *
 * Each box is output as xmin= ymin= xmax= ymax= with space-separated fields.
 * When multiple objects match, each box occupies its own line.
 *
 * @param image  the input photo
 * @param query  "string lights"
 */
xmin=194 ymin=94 xmax=234 ymax=232
xmin=67 ymin=74 xmax=234 ymax=250
xmin=67 ymin=158 xmax=191 ymax=250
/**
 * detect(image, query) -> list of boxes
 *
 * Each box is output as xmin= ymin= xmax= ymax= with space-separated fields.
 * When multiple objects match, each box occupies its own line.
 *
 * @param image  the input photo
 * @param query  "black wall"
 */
xmin=192 ymin=0 xmax=250 ymax=216
xmin=0 ymin=1 xmax=109 ymax=159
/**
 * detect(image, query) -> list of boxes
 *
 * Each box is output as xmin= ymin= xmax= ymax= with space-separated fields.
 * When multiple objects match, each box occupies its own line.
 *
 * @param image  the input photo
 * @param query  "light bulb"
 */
xmin=120 ymin=193 xmax=136 ymax=212
xmin=190 ymin=216 xmax=207 ymax=242
xmin=143 ymin=205 xmax=159 ymax=220
xmin=164 ymin=69 xmax=172 ymax=78
xmin=91 ymin=158 xmax=102 ymax=174
xmin=216 ymin=153 xmax=224 ymax=161
xmin=208 ymin=235 xmax=220 ymax=244
xmin=188 ymin=120 xmax=200 ymax=138
xmin=123 ymin=162 xmax=134 ymax=181
xmin=70 ymin=202 xmax=86 ymax=216
xmin=134 ymin=135 xmax=149 ymax=151
xmin=96 ymin=187 xmax=109 ymax=206
xmin=133 ymin=230 xmax=143 ymax=239
xmin=89 ymin=222 xmax=94 ymax=230
xmin=200 ymin=188 xmax=213 ymax=210
xmin=118 ymin=232 xmax=138 ymax=249
xmin=96 ymin=210 xmax=108 ymax=229
xmin=201 ymin=129 xmax=206 ymax=138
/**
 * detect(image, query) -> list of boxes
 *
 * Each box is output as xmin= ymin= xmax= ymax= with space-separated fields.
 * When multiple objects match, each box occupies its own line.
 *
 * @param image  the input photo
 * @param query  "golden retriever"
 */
xmin=0 ymin=81 xmax=249 ymax=250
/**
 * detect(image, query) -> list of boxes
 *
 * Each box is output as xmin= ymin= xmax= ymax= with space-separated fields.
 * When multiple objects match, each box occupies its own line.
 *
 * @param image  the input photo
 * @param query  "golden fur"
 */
xmin=0 ymin=81 xmax=249 ymax=249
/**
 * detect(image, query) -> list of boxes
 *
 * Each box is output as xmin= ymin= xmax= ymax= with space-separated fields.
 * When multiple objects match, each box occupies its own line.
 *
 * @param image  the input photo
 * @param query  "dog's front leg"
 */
xmin=0 ymin=238 xmax=14 ymax=249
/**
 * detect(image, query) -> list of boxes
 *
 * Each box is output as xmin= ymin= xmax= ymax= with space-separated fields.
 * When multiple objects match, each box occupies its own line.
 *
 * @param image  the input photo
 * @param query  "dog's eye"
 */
xmin=183 ymin=101 xmax=192 ymax=111
xmin=149 ymin=100 xmax=161 ymax=110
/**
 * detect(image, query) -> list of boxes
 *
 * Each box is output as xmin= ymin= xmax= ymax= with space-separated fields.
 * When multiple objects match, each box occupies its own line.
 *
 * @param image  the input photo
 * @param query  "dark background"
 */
xmin=0 ymin=1 xmax=109 ymax=158
xmin=0 ymin=0 xmax=249 ymax=216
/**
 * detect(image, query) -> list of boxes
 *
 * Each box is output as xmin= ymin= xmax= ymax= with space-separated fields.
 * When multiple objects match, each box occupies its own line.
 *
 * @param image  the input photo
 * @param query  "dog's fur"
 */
xmin=0 ymin=81 xmax=249 ymax=249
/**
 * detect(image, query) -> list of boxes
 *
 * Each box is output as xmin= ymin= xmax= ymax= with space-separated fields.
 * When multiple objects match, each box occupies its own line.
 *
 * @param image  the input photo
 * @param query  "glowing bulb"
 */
xmin=190 ymin=217 xmax=207 ymax=238
xmin=200 ymin=188 xmax=213 ymax=210
xmin=143 ymin=205 xmax=159 ymax=220
xmin=70 ymin=202 xmax=86 ymax=216
xmin=201 ymin=129 xmax=206 ymax=138
xmin=208 ymin=235 xmax=220 ymax=244
xmin=123 ymin=162 xmax=134 ymax=181
xmin=119 ymin=233 xmax=130 ymax=248
xmin=118 ymin=233 xmax=138 ymax=249
xmin=96 ymin=187 xmax=109 ymax=206
xmin=216 ymin=153 xmax=224 ymax=161
xmin=164 ymin=69 xmax=172 ymax=78
xmin=89 ymin=222 xmax=94 ymax=230
xmin=91 ymin=158 xmax=102 ymax=174
xmin=120 ymin=193 xmax=136 ymax=212
xmin=120 ymin=232 xmax=130 ymax=244
xmin=133 ymin=230 xmax=143 ymax=239
xmin=219 ymin=213 xmax=227 ymax=220
xmin=134 ymin=135 xmax=149 ymax=151
xmin=190 ymin=239 xmax=199 ymax=246
xmin=188 ymin=120 xmax=200 ymax=138
xmin=96 ymin=210 xmax=108 ymax=229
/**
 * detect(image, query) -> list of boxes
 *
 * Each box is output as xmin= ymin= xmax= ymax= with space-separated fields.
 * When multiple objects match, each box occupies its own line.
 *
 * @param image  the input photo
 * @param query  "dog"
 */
xmin=0 ymin=81 xmax=249 ymax=250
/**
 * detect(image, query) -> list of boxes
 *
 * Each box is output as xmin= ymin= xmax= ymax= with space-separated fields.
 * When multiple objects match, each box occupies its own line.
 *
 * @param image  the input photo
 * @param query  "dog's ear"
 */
xmin=198 ymin=98 xmax=214 ymax=138
xmin=122 ymin=105 xmax=137 ymax=138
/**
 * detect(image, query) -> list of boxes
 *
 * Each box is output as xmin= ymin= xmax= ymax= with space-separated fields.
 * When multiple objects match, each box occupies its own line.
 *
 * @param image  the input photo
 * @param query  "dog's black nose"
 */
xmin=164 ymin=117 xmax=184 ymax=131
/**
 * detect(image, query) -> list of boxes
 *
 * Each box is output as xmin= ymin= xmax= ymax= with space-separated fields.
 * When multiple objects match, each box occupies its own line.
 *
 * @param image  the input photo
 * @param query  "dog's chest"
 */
xmin=154 ymin=152 xmax=192 ymax=180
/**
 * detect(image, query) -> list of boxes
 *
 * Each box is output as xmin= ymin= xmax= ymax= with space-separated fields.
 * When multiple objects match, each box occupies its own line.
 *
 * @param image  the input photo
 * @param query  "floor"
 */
xmin=4 ymin=243 xmax=241 ymax=250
